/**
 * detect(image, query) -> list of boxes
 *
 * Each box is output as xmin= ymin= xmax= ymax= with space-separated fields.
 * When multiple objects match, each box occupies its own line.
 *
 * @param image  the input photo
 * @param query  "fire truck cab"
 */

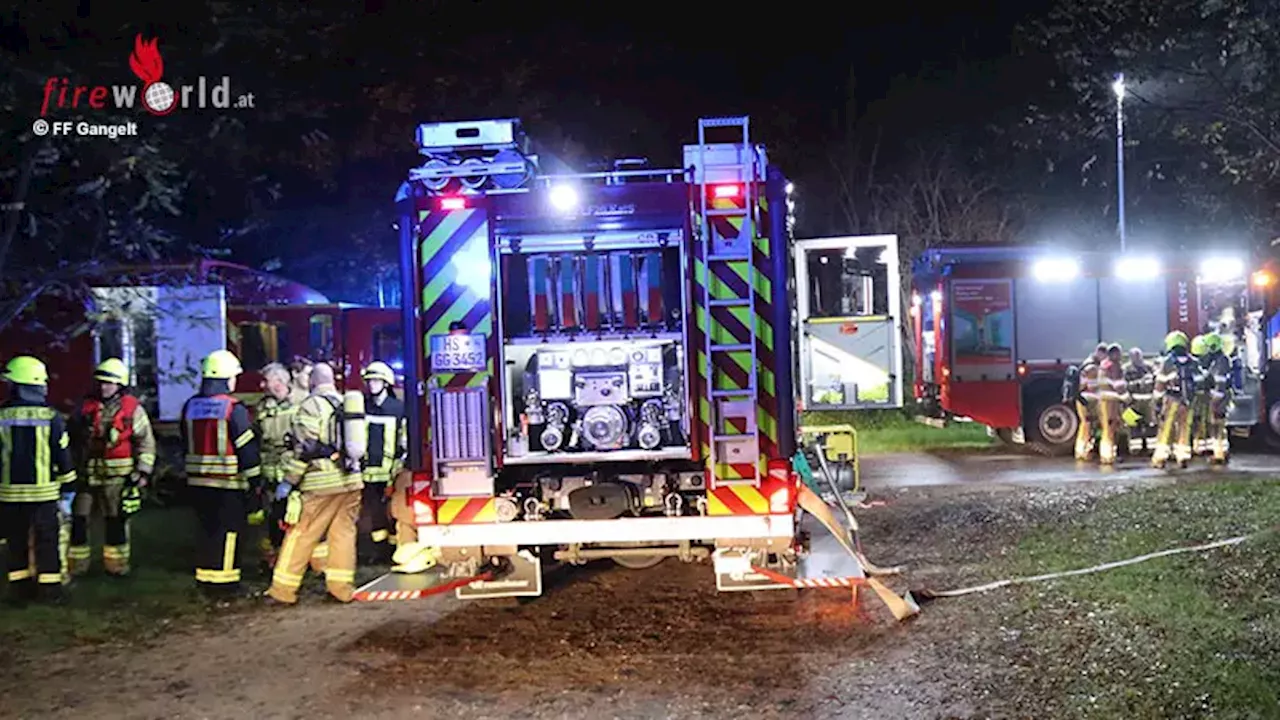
xmin=911 ymin=247 xmax=1277 ymax=454
xmin=364 ymin=116 xmax=820 ymax=601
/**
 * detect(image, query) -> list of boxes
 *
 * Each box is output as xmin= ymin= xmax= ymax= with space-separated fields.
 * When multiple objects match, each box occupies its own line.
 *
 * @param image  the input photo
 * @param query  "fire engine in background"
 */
xmin=0 ymin=260 xmax=400 ymax=429
xmin=360 ymin=115 xmax=818 ymax=601
xmin=910 ymin=247 xmax=1278 ymax=455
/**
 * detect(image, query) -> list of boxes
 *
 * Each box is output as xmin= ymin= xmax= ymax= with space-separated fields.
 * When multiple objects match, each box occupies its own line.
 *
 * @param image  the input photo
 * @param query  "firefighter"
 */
xmin=1096 ymin=344 xmax=1128 ymax=465
xmin=1200 ymin=333 xmax=1233 ymax=464
xmin=1152 ymin=332 xmax=1197 ymax=469
xmin=181 ymin=350 xmax=261 ymax=598
xmin=250 ymin=362 xmax=298 ymax=567
xmin=359 ymin=361 xmax=404 ymax=564
xmin=266 ymin=362 xmax=365 ymax=605
xmin=0 ymin=357 xmax=77 ymax=605
xmin=68 ymin=358 xmax=156 ymax=577
xmin=1074 ymin=343 xmax=1107 ymax=460
xmin=1188 ymin=334 xmax=1210 ymax=457
xmin=1122 ymin=347 xmax=1156 ymax=454
xmin=288 ymin=358 xmax=313 ymax=406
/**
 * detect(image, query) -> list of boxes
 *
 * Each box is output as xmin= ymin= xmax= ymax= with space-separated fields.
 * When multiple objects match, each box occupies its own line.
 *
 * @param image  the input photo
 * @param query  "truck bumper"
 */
xmin=416 ymin=514 xmax=795 ymax=548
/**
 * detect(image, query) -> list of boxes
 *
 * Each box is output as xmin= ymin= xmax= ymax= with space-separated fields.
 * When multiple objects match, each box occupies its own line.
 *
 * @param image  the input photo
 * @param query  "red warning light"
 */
xmin=711 ymin=184 xmax=741 ymax=198
xmin=439 ymin=196 xmax=467 ymax=211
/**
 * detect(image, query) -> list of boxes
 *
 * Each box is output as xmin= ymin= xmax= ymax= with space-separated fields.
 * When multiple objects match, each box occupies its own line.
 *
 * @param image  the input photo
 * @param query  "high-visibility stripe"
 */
xmin=417 ymin=206 xmax=493 ymax=390
xmin=436 ymin=497 xmax=497 ymax=524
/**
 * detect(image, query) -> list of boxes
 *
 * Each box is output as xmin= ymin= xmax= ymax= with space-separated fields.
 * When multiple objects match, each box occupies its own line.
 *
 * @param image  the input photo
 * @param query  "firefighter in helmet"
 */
xmin=1074 ymin=343 xmax=1107 ymax=460
xmin=1 ymin=357 xmax=77 ymax=605
xmin=1152 ymin=332 xmax=1196 ymax=469
xmin=358 ymin=361 xmax=405 ymax=564
xmin=181 ymin=350 xmax=261 ymax=597
xmin=1200 ymin=333 xmax=1233 ymax=464
xmin=249 ymin=362 xmax=299 ymax=568
xmin=68 ymin=358 xmax=156 ymax=577
xmin=1096 ymin=344 xmax=1128 ymax=464
xmin=1122 ymin=347 xmax=1157 ymax=454
xmin=266 ymin=362 xmax=365 ymax=605
xmin=1188 ymin=334 xmax=1210 ymax=457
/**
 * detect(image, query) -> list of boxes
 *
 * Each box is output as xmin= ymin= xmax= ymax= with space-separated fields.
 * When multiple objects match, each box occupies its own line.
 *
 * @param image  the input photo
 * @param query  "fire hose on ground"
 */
xmin=800 ymin=437 xmax=1264 ymax=616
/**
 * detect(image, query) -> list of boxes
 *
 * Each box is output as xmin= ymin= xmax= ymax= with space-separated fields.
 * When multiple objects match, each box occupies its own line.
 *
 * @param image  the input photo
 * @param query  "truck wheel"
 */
xmin=612 ymin=555 xmax=665 ymax=570
xmin=1027 ymin=400 xmax=1078 ymax=456
xmin=1265 ymin=401 xmax=1280 ymax=450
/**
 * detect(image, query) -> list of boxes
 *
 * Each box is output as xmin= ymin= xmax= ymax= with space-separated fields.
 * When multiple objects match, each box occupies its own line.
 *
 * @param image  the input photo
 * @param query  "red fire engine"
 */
xmin=910 ymin=247 xmax=1280 ymax=454
xmin=357 ymin=115 xmax=820 ymax=601
xmin=1 ymin=259 xmax=399 ymax=426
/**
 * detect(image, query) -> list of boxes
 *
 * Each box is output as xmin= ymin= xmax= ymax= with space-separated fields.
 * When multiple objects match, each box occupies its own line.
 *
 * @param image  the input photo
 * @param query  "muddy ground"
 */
xmin=0 ymin=477 xmax=1205 ymax=719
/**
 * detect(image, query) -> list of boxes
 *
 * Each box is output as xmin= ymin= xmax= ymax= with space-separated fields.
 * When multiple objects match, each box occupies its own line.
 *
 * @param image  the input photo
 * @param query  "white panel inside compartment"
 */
xmin=1099 ymin=278 xmax=1168 ymax=355
xmin=1014 ymin=277 xmax=1099 ymax=362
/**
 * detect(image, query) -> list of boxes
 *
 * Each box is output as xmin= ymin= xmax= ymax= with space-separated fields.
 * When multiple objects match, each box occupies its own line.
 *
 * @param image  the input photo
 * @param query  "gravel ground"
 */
xmin=0 ymin=477 xmax=1246 ymax=720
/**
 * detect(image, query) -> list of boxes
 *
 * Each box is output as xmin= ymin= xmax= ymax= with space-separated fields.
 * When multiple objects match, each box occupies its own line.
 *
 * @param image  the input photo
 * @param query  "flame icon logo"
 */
xmin=129 ymin=34 xmax=175 ymax=115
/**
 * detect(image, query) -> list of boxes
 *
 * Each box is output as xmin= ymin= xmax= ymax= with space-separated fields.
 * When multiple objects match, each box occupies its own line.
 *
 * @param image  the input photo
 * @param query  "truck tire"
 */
xmin=1265 ymin=401 xmax=1280 ymax=451
xmin=1027 ymin=399 xmax=1078 ymax=456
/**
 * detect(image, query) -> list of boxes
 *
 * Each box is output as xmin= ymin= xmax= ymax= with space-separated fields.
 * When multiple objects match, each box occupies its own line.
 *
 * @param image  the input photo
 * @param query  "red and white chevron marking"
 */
xmin=792 ymin=577 xmax=856 ymax=588
xmin=356 ymin=590 xmax=427 ymax=601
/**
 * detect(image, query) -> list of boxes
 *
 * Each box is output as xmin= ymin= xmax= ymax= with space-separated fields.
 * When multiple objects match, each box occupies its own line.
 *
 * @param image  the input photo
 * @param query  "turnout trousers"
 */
xmin=190 ymin=486 xmax=246 ymax=593
xmin=69 ymin=482 xmax=128 ymax=576
xmin=1097 ymin=398 xmax=1122 ymax=464
xmin=1207 ymin=395 xmax=1230 ymax=463
xmin=1074 ymin=399 xmax=1098 ymax=460
xmin=267 ymin=489 xmax=360 ymax=604
xmin=1152 ymin=402 xmax=1193 ymax=468
xmin=1 ymin=501 xmax=64 ymax=600
xmin=359 ymin=480 xmax=392 ymax=561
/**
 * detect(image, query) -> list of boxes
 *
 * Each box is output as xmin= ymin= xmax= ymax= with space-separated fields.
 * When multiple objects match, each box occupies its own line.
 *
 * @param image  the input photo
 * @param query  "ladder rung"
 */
xmin=713 ymin=434 xmax=758 ymax=442
xmin=711 ymin=388 xmax=755 ymax=398
xmin=707 ymin=209 xmax=747 ymax=217
xmin=711 ymin=343 xmax=752 ymax=352
xmin=707 ymin=254 xmax=752 ymax=262
xmin=701 ymin=116 xmax=749 ymax=128
xmin=708 ymin=298 xmax=750 ymax=307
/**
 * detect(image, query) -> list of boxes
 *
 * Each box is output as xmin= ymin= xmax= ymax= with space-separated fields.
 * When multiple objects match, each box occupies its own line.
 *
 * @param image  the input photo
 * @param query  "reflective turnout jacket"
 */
xmin=362 ymin=393 xmax=405 ymax=484
xmin=180 ymin=392 xmax=261 ymax=490
xmin=75 ymin=392 xmax=156 ymax=483
xmin=0 ymin=398 xmax=77 ymax=503
xmin=1123 ymin=361 xmax=1155 ymax=403
xmin=1078 ymin=358 xmax=1102 ymax=401
xmin=1154 ymin=351 xmax=1196 ymax=403
xmin=1098 ymin=358 xmax=1128 ymax=402
xmin=253 ymin=394 xmax=298 ymax=482
xmin=284 ymin=385 xmax=363 ymax=495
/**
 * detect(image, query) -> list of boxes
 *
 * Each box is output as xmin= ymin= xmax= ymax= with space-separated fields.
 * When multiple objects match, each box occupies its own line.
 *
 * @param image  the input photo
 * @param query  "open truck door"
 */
xmin=794 ymin=235 xmax=903 ymax=410
xmin=90 ymin=285 xmax=227 ymax=425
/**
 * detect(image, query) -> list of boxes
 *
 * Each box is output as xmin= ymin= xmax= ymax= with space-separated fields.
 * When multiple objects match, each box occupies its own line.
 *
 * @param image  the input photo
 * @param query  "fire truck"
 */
xmin=1 ymin=260 xmax=400 ymax=428
xmin=358 ymin=116 xmax=824 ymax=601
xmin=910 ymin=247 xmax=1279 ymax=455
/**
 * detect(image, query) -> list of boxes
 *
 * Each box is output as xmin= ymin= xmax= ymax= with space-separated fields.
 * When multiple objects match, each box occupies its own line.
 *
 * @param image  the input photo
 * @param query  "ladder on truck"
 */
xmin=697 ymin=116 xmax=762 ymax=485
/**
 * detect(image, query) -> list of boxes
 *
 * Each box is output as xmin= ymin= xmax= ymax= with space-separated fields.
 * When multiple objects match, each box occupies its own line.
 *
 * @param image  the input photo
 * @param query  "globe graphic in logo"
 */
xmin=143 ymin=82 xmax=176 ymax=115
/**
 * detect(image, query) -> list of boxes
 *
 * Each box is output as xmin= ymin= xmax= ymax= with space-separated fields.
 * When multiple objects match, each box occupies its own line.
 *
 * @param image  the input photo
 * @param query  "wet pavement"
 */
xmin=859 ymin=450 xmax=1280 ymax=489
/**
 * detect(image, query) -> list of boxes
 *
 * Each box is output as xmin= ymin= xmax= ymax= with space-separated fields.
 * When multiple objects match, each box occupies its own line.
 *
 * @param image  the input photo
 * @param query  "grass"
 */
xmin=1004 ymin=477 xmax=1280 ymax=718
xmin=0 ymin=506 xmax=248 ymax=655
xmin=802 ymin=408 xmax=994 ymax=454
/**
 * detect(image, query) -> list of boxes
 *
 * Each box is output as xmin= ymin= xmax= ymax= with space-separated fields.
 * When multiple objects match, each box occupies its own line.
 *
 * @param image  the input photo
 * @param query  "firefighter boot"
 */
xmin=68 ymin=515 xmax=92 ymax=576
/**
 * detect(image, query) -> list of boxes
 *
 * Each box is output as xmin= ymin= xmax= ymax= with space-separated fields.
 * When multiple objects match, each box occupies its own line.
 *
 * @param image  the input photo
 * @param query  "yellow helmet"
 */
xmin=201 ymin=350 xmax=243 ymax=379
xmin=3 ymin=356 xmax=48 ymax=387
xmin=1201 ymin=333 xmax=1223 ymax=354
xmin=361 ymin=361 xmax=396 ymax=385
xmin=94 ymin=358 xmax=129 ymax=384
xmin=1190 ymin=335 xmax=1207 ymax=357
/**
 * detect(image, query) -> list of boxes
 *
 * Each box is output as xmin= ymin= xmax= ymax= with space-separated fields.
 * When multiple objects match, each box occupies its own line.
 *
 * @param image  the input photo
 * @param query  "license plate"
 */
xmin=430 ymin=334 xmax=486 ymax=372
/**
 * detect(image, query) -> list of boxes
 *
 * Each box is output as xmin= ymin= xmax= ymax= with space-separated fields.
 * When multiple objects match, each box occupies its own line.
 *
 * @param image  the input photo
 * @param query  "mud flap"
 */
xmin=456 ymin=550 xmax=542 ymax=600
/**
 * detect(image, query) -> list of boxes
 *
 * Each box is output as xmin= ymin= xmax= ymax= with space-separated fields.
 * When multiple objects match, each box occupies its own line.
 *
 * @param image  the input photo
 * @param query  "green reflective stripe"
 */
xmin=0 ymin=485 xmax=60 ymax=502
xmin=285 ymin=458 xmax=308 ymax=476
xmin=0 ymin=425 xmax=9 ymax=487
xmin=188 ymin=476 xmax=249 ymax=490
xmin=56 ymin=470 xmax=76 ymax=484
xmin=35 ymin=425 xmax=49 ymax=484
xmin=240 ymin=466 xmax=262 ymax=480
xmin=234 ymin=429 xmax=254 ymax=449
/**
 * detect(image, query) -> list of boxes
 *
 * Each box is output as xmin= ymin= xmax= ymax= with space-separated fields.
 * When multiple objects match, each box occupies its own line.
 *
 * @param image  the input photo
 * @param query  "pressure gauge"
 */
xmin=573 ymin=349 xmax=589 ymax=367
xmin=591 ymin=348 xmax=607 ymax=366
xmin=609 ymin=347 xmax=626 ymax=365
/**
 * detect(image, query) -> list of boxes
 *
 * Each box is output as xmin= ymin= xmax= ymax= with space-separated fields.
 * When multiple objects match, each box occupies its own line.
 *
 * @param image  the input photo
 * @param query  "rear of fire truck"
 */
xmin=363 ymin=116 xmax=804 ymax=601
